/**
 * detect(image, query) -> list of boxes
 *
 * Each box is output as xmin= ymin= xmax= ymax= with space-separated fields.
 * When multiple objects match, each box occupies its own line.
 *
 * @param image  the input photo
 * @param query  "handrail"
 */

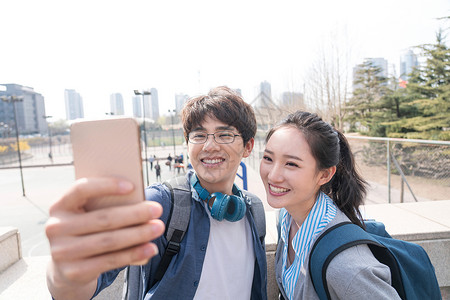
xmin=346 ymin=135 xmax=449 ymax=203
xmin=346 ymin=135 xmax=450 ymax=146
xmin=390 ymin=154 xmax=418 ymax=202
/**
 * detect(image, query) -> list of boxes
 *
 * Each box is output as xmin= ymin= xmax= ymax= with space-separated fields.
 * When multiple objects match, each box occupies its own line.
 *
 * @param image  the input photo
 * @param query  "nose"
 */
xmin=267 ymin=163 xmax=284 ymax=183
xmin=202 ymin=134 xmax=220 ymax=151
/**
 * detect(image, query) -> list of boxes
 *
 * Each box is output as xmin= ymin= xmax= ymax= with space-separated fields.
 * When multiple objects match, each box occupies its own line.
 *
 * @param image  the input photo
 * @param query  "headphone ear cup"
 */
xmin=224 ymin=195 xmax=246 ymax=222
xmin=209 ymin=193 xmax=230 ymax=221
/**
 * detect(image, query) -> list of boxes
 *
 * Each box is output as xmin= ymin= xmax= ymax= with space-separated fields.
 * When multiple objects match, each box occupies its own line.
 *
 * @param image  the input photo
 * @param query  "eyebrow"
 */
xmin=264 ymin=149 xmax=303 ymax=161
xmin=191 ymin=125 xmax=235 ymax=131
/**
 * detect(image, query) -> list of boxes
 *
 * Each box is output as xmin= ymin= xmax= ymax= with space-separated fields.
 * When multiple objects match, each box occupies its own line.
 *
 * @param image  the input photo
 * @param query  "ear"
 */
xmin=317 ymin=166 xmax=336 ymax=186
xmin=242 ymin=138 xmax=254 ymax=158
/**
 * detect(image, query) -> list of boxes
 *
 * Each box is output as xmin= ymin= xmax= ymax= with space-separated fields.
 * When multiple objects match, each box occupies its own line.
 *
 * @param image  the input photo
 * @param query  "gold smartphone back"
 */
xmin=71 ymin=117 xmax=144 ymax=211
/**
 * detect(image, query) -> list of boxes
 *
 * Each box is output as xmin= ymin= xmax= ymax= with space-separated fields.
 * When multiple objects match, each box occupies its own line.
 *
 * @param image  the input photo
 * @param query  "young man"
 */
xmin=45 ymin=86 xmax=267 ymax=299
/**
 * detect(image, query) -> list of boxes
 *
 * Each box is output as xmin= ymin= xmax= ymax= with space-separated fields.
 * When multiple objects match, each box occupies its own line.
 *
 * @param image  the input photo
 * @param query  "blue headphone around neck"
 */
xmin=191 ymin=173 xmax=247 ymax=222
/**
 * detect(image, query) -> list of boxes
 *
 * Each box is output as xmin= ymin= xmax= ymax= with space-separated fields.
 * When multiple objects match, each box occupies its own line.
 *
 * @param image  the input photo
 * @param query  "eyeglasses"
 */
xmin=188 ymin=131 xmax=241 ymax=144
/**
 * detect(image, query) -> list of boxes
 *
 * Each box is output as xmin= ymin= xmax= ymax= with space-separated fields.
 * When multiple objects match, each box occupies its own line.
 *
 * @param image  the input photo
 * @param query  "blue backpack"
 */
xmin=309 ymin=221 xmax=441 ymax=300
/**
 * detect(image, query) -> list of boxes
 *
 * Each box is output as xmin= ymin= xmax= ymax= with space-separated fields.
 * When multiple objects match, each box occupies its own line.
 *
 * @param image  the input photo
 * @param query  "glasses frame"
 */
xmin=188 ymin=130 xmax=241 ymax=144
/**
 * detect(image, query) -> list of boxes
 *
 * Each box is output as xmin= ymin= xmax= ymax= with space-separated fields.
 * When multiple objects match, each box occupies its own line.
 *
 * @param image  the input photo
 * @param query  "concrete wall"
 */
xmin=0 ymin=227 xmax=21 ymax=273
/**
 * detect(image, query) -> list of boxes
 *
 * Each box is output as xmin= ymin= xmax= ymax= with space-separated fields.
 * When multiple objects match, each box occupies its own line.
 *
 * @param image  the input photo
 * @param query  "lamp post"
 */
xmin=134 ymin=90 xmax=151 ymax=186
xmin=168 ymin=109 xmax=176 ymax=156
xmin=1 ymin=95 xmax=26 ymax=196
xmin=43 ymin=115 xmax=53 ymax=163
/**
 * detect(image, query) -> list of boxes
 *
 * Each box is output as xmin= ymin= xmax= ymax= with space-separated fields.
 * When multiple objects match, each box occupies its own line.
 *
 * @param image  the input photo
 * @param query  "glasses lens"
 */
xmin=189 ymin=131 xmax=207 ymax=144
xmin=214 ymin=131 xmax=235 ymax=144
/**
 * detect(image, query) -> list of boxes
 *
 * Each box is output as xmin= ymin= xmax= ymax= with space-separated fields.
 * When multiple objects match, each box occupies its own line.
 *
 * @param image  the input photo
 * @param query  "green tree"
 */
xmin=384 ymin=30 xmax=450 ymax=140
xmin=345 ymin=59 xmax=390 ymax=135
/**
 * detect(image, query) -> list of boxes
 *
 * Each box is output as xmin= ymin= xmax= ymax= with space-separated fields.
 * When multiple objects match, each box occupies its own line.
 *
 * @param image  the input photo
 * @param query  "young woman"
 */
xmin=260 ymin=111 xmax=400 ymax=300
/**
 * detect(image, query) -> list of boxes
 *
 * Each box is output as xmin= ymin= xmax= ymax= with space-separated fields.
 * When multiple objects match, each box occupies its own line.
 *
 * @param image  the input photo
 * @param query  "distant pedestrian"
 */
xmin=175 ymin=155 xmax=185 ymax=174
xmin=167 ymin=154 xmax=173 ymax=171
xmin=149 ymin=155 xmax=155 ymax=170
xmin=155 ymin=162 xmax=161 ymax=182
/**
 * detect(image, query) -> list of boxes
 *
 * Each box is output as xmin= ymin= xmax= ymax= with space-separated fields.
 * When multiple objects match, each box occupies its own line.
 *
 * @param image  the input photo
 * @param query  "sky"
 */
xmin=1 ymin=0 xmax=449 ymax=120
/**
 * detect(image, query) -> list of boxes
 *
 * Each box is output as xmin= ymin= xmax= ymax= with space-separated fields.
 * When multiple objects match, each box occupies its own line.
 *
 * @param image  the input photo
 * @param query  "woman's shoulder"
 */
xmin=326 ymin=244 xmax=400 ymax=299
xmin=327 ymin=243 xmax=385 ymax=276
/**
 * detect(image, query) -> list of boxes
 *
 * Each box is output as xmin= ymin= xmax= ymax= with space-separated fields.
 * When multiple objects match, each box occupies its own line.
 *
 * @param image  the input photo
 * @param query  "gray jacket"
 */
xmin=275 ymin=209 xmax=401 ymax=300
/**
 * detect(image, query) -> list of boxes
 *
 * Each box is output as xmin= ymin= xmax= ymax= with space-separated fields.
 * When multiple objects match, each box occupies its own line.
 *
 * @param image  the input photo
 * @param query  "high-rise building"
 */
xmin=150 ymin=88 xmax=159 ymax=121
xmin=132 ymin=95 xmax=142 ymax=118
xmin=0 ymin=83 xmax=48 ymax=135
xmin=250 ymin=82 xmax=284 ymax=129
xmin=367 ymin=57 xmax=388 ymax=78
xmin=64 ymin=89 xmax=84 ymax=120
xmin=109 ymin=93 xmax=124 ymax=115
xmin=400 ymin=50 xmax=418 ymax=81
xmin=142 ymin=92 xmax=151 ymax=121
xmin=259 ymin=81 xmax=272 ymax=99
xmin=253 ymin=81 xmax=273 ymax=108
xmin=175 ymin=93 xmax=189 ymax=114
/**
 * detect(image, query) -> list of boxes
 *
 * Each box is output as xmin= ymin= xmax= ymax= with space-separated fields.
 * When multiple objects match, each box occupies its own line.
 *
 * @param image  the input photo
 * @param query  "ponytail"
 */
xmin=322 ymin=131 xmax=367 ymax=227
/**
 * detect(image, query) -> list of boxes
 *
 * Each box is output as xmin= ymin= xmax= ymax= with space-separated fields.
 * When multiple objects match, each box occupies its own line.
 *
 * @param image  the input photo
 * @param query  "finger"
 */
xmin=50 ymin=177 xmax=134 ymax=213
xmin=55 ymin=242 xmax=159 ymax=284
xmin=47 ymin=201 xmax=163 ymax=237
xmin=50 ymin=219 xmax=165 ymax=261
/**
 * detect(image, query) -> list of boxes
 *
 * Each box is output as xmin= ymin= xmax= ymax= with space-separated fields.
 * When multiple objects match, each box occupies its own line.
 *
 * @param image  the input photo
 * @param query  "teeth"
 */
xmin=270 ymin=185 xmax=289 ymax=193
xmin=203 ymin=159 xmax=223 ymax=164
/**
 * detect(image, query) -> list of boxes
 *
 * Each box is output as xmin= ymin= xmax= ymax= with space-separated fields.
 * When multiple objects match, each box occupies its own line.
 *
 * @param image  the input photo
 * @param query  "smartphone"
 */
xmin=71 ymin=117 xmax=144 ymax=211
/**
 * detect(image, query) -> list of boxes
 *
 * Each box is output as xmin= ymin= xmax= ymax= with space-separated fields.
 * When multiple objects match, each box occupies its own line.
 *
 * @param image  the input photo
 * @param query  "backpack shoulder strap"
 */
xmin=243 ymin=190 xmax=266 ymax=244
xmin=125 ymin=177 xmax=192 ymax=298
xmin=308 ymin=222 xmax=385 ymax=300
xmin=152 ymin=176 xmax=192 ymax=284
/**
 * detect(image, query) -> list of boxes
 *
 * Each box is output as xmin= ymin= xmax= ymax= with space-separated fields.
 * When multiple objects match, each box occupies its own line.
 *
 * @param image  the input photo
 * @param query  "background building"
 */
xmin=353 ymin=57 xmax=389 ymax=91
xmin=64 ymin=89 xmax=84 ymax=120
xmin=259 ymin=81 xmax=272 ymax=99
xmin=400 ymin=49 xmax=419 ymax=81
xmin=175 ymin=93 xmax=189 ymax=114
xmin=132 ymin=95 xmax=142 ymax=118
xmin=253 ymin=81 xmax=273 ymax=108
xmin=109 ymin=93 xmax=124 ymax=115
xmin=141 ymin=91 xmax=151 ymax=121
xmin=0 ymin=83 xmax=48 ymax=135
xmin=368 ymin=57 xmax=389 ymax=78
xmin=150 ymin=88 xmax=159 ymax=121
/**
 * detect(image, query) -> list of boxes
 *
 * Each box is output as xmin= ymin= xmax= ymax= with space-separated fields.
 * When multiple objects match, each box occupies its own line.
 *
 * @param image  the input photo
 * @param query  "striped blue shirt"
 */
xmin=280 ymin=192 xmax=337 ymax=300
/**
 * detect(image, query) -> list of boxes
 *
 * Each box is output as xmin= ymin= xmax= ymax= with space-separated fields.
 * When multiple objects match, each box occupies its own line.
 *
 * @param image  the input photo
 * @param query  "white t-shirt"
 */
xmin=194 ymin=204 xmax=255 ymax=300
